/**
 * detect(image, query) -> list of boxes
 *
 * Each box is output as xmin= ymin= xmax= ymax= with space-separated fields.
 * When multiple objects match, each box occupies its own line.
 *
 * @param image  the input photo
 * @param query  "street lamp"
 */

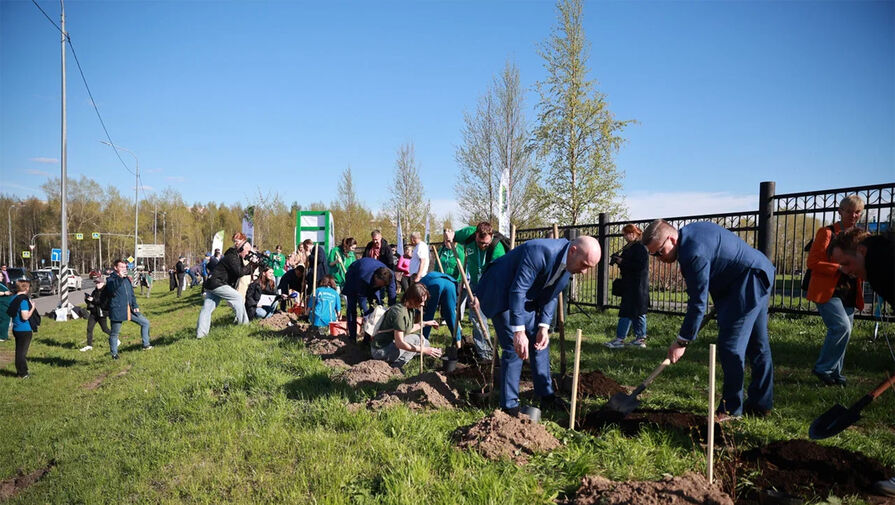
xmin=99 ymin=140 xmax=139 ymax=267
xmin=7 ymin=203 xmax=20 ymax=267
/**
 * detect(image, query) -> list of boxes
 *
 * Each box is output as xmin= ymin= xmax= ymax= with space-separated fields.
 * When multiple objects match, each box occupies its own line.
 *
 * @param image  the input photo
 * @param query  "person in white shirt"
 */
xmin=409 ymin=231 xmax=430 ymax=283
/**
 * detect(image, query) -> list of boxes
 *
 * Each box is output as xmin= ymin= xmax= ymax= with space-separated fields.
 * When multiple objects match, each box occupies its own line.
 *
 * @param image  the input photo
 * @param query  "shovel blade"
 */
xmin=603 ymin=391 xmax=640 ymax=417
xmin=808 ymin=404 xmax=861 ymax=440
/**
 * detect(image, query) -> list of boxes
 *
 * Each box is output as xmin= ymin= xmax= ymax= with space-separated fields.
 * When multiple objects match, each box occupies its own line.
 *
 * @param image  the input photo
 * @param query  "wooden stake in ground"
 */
xmin=569 ymin=328 xmax=583 ymax=430
xmin=509 ymin=224 xmax=516 ymax=250
xmin=419 ymin=307 xmax=425 ymax=375
xmin=431 ymin=245 xmax=445 ymax=273
xmin=553 ymin=223 xmax=567 ymax=378
xmin=707 ymin=343 xmax=716 ymax=485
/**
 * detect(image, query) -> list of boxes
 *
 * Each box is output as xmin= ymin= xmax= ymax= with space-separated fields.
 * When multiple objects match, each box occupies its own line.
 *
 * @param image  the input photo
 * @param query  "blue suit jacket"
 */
xmin=342 ymin=257 xmax=396 ymax=305
xmin=104 ymin=272 xmax=138 ymax=322
xmin=677 ymin=222 xmax=775 ymax=339
xmin=475 ymin=238 xmax=571 ymax=328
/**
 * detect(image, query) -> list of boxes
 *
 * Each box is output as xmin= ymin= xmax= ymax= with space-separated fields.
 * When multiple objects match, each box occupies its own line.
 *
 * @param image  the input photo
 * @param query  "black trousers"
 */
xmin=13 ymin=330 xmax=32 ymax=377
xmin=86 ymin=313 xmax=111 ymax=346
xmin=176 ymin=274 xmax=185 ymax=297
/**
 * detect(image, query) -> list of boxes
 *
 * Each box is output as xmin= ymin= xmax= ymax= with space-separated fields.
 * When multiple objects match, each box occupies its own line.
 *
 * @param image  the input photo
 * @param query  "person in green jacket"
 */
xmin=271 ymin=245 xmax=287 ymax=286
xmin=328 ymin=237 xmax=357 ymax=289
xmin=0 ymin=280 xmax=13 ymax=342
xmin=437 ymin=229 xmax=465 ymax=282
xmin=454 ymin=221 xmax=507 ymax=361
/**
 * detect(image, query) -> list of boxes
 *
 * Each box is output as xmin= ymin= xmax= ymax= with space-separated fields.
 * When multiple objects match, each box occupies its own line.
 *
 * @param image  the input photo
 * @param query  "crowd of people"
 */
xmin=1 ymin=194 xmax=893 ymax=495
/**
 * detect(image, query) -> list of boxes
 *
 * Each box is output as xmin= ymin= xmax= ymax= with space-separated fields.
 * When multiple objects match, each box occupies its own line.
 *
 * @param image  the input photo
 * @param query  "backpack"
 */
xmin=462 ymin=231 xmax=512 ymax=270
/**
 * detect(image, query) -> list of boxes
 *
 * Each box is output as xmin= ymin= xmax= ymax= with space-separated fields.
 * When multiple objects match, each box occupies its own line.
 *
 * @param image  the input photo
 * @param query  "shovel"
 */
xmin=601 ymin=309 xmax=717 ymax=418
xmin=809 ymin=372 xmax=895 ymax=440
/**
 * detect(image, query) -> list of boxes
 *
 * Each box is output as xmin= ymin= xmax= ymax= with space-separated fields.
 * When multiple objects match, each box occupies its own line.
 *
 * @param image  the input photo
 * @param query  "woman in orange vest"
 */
xmin=805 ymin=195 xmax=864 ymax=386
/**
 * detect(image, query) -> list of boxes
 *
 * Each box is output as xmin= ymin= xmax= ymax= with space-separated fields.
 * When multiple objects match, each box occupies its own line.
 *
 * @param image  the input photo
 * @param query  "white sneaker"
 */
xmin=116 ymin=339 xmax=121 ymax=347
xmin=142 ymin=345 xmax=153 ymax=351
xmin=604 ymin=338 xmax=627 ymax=349
xmin=79 ymin=345 xmax=93 ymax=352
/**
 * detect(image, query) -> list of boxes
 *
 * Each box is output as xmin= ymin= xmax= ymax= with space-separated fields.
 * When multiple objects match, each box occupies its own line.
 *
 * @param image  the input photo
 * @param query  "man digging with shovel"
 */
xmin=643 ymin=220 xmax=776 ymax=422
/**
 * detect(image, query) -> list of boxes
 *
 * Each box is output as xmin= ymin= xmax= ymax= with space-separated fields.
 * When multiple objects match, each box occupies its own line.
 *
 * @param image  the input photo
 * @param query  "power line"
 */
xmin=30 ymin=0 xmax=62 ymax=34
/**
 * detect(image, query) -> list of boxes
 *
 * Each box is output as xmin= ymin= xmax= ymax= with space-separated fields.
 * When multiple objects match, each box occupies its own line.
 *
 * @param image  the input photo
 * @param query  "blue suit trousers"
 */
xmin=715 ymin=269 xmax=774 ymax=416
xmin=492 ymin=310 xmax=554 ymax=410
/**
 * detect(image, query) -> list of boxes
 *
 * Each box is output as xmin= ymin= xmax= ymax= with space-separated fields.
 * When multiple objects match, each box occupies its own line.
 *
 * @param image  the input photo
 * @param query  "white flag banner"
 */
xmin=498 ymin=167 xmax=510 ymax=236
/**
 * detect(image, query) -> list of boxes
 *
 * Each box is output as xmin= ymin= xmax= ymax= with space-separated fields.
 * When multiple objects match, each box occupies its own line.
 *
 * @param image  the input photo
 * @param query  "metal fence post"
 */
xmin=597 ymin=212 xmax=609 ymax=308
xmin=758 ymin=181 xmax=776 ymax=258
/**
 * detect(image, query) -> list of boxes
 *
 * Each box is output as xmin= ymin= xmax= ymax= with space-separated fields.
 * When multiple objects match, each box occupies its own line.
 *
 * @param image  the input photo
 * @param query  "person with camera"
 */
xmin=605 ymin=224 xmax=650 ymax=349
xmin=80 ymin=276 xmax=111 ymax=352
xmin=175 ymin=256 xmax=187 ymax=297
xmin=196 ymin=232 xmax=257 ymax=338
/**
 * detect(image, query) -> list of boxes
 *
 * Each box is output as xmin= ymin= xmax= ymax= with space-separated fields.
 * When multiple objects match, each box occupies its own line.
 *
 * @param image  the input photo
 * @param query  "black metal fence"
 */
xmin=515 ymin=181 xmax=894 ymax=320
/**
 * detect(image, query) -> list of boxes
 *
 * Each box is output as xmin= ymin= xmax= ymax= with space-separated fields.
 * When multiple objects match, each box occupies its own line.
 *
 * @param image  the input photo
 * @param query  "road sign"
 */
xmin=91 ymin=232 xmax=100 ymax=239
xmin=22 ymin=251 xmax=31 ymax=258
xmin=75 ymin=233 xmax=84 ymax=240
xmin=136 ymin=244 xmax=165 ymax=258
xmin=127 ymin=256 xmax=135 ymax=263
xmin=51 ymin=248 xmax=62 ymax=262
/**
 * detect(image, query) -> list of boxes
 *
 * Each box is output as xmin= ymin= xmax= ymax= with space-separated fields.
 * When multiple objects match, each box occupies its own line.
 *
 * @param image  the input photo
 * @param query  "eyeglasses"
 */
xmin=650 ymin=237 xmax=671 ymax=257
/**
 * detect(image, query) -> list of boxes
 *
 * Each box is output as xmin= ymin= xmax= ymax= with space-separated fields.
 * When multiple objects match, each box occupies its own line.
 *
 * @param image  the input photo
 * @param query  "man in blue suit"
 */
xmin=419 ymin=271 xmax=460 ymax=343
xmin=472 ymin=236 xmax=601 ymax=414
xmin=343 ymin=257 xmax=397 ymax=344
xmin=643 ymin=220 xmax=775 ymax=420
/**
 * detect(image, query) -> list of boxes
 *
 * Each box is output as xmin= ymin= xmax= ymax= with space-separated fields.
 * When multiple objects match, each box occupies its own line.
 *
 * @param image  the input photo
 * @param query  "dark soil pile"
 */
xmin=0 ymin=460 xmax=55 ymax=501
xmin=305 ymin=337 xmax=346 ymax=356
xmin=575 ymin=370 xmax=626 ymax=398
xmin=257 ymin=312 xmax=298 ymax=331
xmin=364 ymin=372 xmax=463 ymax=410
xmin=337 ymin=360 xmax=403 ymax=388
xmin=733 ymin=439 xmax=891 ymax=502
xmin=562 ymin=472 xmax=733 ymax=505
xmin=581 ymin=408 xmax=722 ymax=443
xmin=453 ymin=409 xmax=561 ymax=464
xmin=322 ymin=343 xmax=369 ymax=370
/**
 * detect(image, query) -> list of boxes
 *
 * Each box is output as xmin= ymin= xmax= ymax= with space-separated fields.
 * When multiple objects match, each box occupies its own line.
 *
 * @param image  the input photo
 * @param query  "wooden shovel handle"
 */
xmin=870 ymin=372 xmax=895 ymax=399
xmin=643 ymin=358 xmax=672 ymax=388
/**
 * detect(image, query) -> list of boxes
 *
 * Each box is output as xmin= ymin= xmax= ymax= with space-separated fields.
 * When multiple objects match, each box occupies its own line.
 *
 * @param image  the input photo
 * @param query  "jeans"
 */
xmin=196 ymin=285 xmax=249 ymax=338
xmin=460 ymin=290 xmax=493 ymax=360
xmin=493 ymin=310 xmax=553 ymax=410
xmin=13 ymin=330 xmax=32 ymax=377
xmin=86 ymin=313 xmax=111 ymax=346
xmin=109 ymin=311 xmax=152 ymax=356
xmin=254 ymin=304 xmax=276 ymax=319
xmin=370 ymin=333 xmax=428 ymax=369
xmin=814 ymin=297 xmax=855 ymax=379
xmin=616 ymin=315 xmax=647 ymax=339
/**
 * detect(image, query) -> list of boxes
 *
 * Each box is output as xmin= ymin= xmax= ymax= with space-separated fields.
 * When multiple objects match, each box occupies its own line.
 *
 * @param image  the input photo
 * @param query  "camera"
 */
xmin=609 ymin=253 xmax=622 ymax=266
xmin=246 ymin=249 xmax=273 ymax=267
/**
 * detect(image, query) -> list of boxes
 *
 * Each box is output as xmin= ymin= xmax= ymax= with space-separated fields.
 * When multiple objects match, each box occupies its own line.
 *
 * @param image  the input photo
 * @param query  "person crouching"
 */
xmin=370 ymin=283 xmax=442 ymax=369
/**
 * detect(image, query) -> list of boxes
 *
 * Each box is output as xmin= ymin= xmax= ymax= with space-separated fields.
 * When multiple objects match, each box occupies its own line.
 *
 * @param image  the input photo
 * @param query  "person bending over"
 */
xmin=196 ymin=233 xmax=257 ymax=338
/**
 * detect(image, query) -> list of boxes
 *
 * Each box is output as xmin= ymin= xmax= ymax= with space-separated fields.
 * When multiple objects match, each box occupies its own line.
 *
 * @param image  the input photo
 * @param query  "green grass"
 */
xmin=1 ymin=287 xmax=893 ymax=504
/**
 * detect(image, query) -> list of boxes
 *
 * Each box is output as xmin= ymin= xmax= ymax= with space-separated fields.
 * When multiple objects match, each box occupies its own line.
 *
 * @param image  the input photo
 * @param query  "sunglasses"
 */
xmin=650 ymin=236 xmax=671 ymax=257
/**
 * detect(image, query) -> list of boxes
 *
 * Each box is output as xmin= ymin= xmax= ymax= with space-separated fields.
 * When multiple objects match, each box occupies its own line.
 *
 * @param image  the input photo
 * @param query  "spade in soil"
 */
xmin=809 ymin=372 xmax=895 ymax=440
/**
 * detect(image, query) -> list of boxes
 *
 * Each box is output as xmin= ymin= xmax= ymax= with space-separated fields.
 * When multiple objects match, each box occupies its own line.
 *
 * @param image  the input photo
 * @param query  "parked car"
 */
xmin=66 ymin=268 xmax=83 ymax=290
xmin=34 ymin=269 xmax=59 ymax=296
xmin=6 ymin=268 xmax=40 ymax=297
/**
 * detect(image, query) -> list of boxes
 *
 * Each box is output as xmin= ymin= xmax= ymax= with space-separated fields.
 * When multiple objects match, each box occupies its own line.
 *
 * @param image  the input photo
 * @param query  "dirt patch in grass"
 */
xmin=575 ymin=370 xmax=626 ymax=398
xmin=337 ymin=360 xmax=403 ymax=388
xmin=730 ymin=439 xmax=892 ymax=503
xmin=306 ymin=337 xmax=346 ymax=356
xmin=322 ymin=343 xmax=368 ymax=370
xmin=561 ymin=472 xmax=733 ymax=505
xmin=581 ymin=408 xmax=722 ymax=443
xmin=0 ymin=460 xmax=56 ymax=501
xmin=256 ymin=312 xmax=299 ymax=332
xmin=362 ymin=372 xmax=463 ymax=410
xmin=446 ymin=363 xmax=498 ymax=391
xmin=83 ymin=365 xmax=132 ymax=390
xmin=0 ymin=349 xmax=13 ymax=370
xmin=453 ymin=409 xmax=561 ymax=464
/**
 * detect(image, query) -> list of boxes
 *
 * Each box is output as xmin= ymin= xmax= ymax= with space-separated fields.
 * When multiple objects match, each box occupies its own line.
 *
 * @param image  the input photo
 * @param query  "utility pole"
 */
xmin=99 ymin=140 xmax=139 ymax=269
xmin=7 ymin=203 xmax=19 ymax=267
xmin=58 ymin=0 xmax=71 ymax=311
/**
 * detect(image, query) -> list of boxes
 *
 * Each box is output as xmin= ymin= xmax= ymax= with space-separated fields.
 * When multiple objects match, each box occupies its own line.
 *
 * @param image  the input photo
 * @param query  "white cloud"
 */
xmin=25 ymin=168 xmax=51 ymax=176
xmin=623 ymin=191 xmax=757 ymax=220
xmin=166 ymin=176 xmax=186 ymax=182
xmin=0 ymin=182 xmax=41 ymax=194
xmin=134 ymin=185 xmax=154 ymax=191
xmin=29 ymin=157 xmax=59 ymax=164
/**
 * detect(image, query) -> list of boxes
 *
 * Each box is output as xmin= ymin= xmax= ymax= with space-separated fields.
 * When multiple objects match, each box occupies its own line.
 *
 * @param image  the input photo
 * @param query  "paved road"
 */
xmin=32 ymin=285 xmax=87 ymax=314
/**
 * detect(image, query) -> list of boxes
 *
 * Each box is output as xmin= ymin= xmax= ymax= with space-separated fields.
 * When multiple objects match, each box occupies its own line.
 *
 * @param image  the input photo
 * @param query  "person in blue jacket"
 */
xmin=643 ymin=220 xmax=775 ymax=421
xmin=342 ymin=257 xmax=396 ymax=344
xmin=308 ymin=275 xmax=342 ymax=334
xmin=104 ymin=258 xmax=153 ymax=359
xmin=472 ymin=236 xmax=601 ymax=415
xmin=419 ymin=271 xmax=460 ymax=343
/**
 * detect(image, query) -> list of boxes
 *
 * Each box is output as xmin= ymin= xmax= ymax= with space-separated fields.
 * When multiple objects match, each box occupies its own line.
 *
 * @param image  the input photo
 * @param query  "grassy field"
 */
xmin=1 ymin=286 xmax=893 ymax=504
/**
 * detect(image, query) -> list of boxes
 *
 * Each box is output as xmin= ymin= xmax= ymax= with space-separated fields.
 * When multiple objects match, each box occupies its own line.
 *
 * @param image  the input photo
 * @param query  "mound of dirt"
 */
xmin=337 ymin=360 xmax=403 ymax=388
xmin=322 ymin=343 xmax=369 ymax=370
xmin=305 ymin=337 xmax=346 ymax=356
xmin=364 ymin=372 xmax=463 ymax=410
xmin=562 ymin=472 xmax=733 ymax=505
xmin=257 ymin=312 xmax=299 ymax=331
xmin=453 ymin=409 xmax=561 ymax=464
xmin=734 ymin=439 xmax=891 ymax=502
xmin=575 ymin=370 xmax=626 ymax=398
xmin=581 ymin=408 xmax=722 ymax=443
xmin=0 ymin=460 xmax=56 ymax=501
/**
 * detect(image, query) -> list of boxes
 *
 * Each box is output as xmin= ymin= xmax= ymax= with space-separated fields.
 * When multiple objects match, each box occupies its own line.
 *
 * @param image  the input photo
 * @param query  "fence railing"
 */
xmin=515 ymin=181 xmax=894 ymax=321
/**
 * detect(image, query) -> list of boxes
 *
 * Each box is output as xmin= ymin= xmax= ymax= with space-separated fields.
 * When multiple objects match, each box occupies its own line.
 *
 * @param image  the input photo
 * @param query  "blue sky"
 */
xmin=1 ymin=0 xmax=893 ymax=221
